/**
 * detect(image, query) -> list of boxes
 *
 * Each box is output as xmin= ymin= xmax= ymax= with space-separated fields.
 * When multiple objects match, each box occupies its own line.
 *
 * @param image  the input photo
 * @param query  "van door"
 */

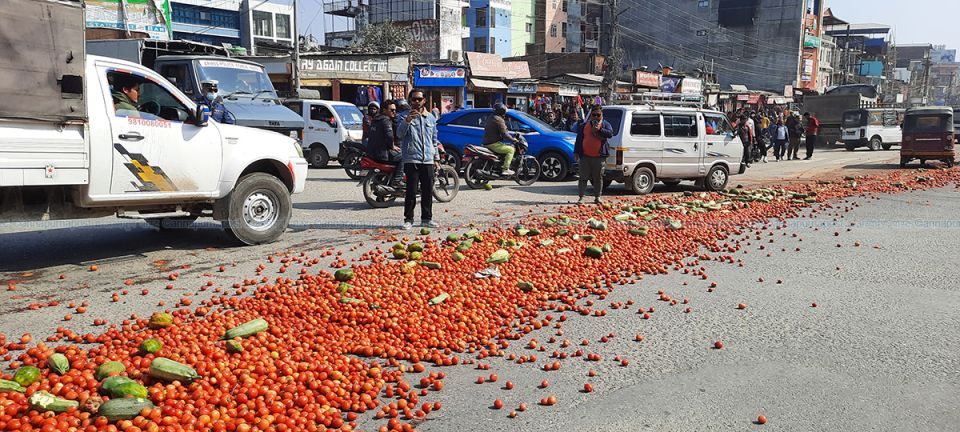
xmin=703 ymin=113 xmax=738 ymax=170
xmin=660 ymin=113 xmax=700 ymax=178
xmin=624 ymin=112 xmax=663 ymax=171
xmin=306 ymin=102 xmax=339 ymax=154
xmin=102 ymin=68 xmax=222 ymax=197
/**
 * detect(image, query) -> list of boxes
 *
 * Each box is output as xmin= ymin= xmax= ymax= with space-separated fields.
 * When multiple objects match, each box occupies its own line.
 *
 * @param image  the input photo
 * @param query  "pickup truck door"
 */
xmin=101 ymin=67 xmax=223 ymax=197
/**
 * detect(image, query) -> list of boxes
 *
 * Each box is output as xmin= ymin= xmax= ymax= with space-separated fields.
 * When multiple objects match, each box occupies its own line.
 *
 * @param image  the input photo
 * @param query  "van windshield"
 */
xmin=904 ymin=115 xmax=952 ymax=134
xmin=195 ymin=59 xmax=278 ymax=99
xmin=333 ymin=105 xmax=364 ymax=130
xmin=842 ymin=111 xmax=866 ymax=128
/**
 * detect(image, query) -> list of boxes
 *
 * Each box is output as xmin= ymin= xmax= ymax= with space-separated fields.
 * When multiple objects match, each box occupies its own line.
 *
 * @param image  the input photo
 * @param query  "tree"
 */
xmin=350 ymin=21 xmax=413 ymax=56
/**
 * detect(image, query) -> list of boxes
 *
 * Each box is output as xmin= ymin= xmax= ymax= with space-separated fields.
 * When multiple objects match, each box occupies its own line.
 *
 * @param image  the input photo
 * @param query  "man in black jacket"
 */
xmin=573 ymin=106 xmax=614 ymax=204
xmin=367 ymin=100 xmax=402 ymax=188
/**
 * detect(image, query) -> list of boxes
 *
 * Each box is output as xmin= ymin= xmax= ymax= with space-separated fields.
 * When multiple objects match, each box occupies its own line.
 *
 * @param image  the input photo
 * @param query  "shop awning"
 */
xmin=470 ymin=78 xmax=508 ymax=90
xmin=301 ymin=78 xmax=333 ymax=87
xmin=340 ymin=79 xmax=384 ymax=85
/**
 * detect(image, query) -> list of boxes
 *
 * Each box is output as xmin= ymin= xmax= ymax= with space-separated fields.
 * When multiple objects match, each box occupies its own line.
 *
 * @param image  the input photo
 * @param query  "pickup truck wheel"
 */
xmin=146 ymin=216 xmax=198 ymax=230
xmin=221 ymin=173 xmax=291 ymax=245
xmin=309 ymin=145 xmax=330 ymax=168
xmin=868 ymin=137 xmax=882 ymax=151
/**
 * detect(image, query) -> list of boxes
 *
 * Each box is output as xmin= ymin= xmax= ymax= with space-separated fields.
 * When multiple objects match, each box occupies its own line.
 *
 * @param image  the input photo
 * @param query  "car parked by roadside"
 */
xmin=841 ymin=107 xmax=904 ymax=151
xmin=283 ymin=99 xmax=365 ymax=168
xmin=601 ymin=105 xmax=745 ymax=194
xmin=436 ymin=108 xmax=577 ymax=181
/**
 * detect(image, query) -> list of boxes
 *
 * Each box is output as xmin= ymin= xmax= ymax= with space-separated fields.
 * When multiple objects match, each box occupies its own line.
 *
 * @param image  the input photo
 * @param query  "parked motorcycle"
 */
xmin=462 ymin=134 xmax=541 ymax=189
xmin=360 ymin=146 xmax=459 ymax=209
xmin=339 ymin=141 xmax=366 ymax=180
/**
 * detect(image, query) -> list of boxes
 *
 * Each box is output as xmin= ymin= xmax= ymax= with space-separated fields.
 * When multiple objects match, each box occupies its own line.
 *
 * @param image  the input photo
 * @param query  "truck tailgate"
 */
xmin=0 ymin=120 xmax=89 ymax=186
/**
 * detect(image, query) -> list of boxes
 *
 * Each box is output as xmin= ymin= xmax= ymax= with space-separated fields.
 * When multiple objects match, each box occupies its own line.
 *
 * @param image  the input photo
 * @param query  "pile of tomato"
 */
xmin=0 ymin=168 xmax=956 ymax=431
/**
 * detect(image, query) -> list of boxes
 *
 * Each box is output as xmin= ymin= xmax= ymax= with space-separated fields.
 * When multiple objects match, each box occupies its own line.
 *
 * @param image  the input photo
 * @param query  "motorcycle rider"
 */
xmin=368 ymin=100 xmax=403 ymax=191
xmin=362 ymin=101 xmax=380 ymax=147
xmin=481 ymin=103 xmax=519 ymax=177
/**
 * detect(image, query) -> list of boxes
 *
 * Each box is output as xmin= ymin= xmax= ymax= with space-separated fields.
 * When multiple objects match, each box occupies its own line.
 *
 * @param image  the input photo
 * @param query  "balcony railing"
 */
xmin=324 ymin=0 xmax=366 ymax=17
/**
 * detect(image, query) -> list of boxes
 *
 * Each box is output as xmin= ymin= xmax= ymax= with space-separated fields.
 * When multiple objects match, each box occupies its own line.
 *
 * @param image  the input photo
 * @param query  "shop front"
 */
xmin=506 ymin=82 xmax=538 ymax=112
xmin=467 ymin=78 xmax=507 ymax=109
xmin=299 ymin=53 xmax=410 ymax=106
xmin=412 ymin=65 xmax=466 ymax=114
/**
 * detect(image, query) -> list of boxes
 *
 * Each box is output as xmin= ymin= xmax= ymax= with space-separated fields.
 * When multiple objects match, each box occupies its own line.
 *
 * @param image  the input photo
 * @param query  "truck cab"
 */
xmin=283 ymin=99 xmax=365 ymax=168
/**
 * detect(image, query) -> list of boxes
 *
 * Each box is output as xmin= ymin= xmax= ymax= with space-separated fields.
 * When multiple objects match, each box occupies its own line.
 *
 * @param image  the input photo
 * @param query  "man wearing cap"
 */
xmin=197 ymin=80 xmax=235 ymax=124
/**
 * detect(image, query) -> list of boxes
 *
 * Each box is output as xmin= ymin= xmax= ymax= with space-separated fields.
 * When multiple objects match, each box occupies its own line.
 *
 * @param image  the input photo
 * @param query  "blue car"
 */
xmin=437 ymin=109 xmax=577 ymax=181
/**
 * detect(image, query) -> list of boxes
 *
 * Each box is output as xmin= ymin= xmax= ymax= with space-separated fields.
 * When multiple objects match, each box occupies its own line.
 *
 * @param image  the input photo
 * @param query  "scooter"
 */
xmin=360 ymin=145 xmax=460 ymax=209
xmin=462 ymin=134 xmax=541 ymax=189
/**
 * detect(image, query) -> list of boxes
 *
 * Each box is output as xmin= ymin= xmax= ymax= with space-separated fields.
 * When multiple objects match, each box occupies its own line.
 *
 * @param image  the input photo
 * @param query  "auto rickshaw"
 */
xmin=900 ymin=107 xmax=955 ymax=168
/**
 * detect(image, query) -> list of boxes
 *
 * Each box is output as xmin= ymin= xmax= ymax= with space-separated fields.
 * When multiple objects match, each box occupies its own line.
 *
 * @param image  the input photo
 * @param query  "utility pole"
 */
xmin=602 ymin=0 xmax=622 ymax=102
xmin=293 ymin=0 xmax=301 ymax=93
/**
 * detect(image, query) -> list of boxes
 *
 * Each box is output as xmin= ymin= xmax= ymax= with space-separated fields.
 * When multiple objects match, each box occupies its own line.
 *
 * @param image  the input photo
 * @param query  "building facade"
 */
xmin=242 ymin=0 xmax=296 ymax=55
xmin=464 ymin=1 xmax=511 ymax=55
xmin=511 ymin=0 xmax=535 ymax=56
xmin=618 ymin=0 xmax=821 ymax=92
xmin=332 ymin=0 xmax=465 ymax=61
xmin=170 ymin=0 xmax=243 ymax=47
xmin=533 ymin=0 xmax=567 ymax=54
xmin=566 ymin=0 xmax=602 ymax=53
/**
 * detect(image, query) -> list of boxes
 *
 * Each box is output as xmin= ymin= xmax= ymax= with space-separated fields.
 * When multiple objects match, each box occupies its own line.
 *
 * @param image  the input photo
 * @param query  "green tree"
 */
xmin=351 ymin=21 xmax=414 ymax=56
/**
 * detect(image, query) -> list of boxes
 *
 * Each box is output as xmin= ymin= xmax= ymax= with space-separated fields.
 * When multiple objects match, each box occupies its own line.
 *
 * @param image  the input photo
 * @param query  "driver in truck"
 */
xmin=111 ymin=74 xmax=141 ymax=115
xmin=198 ymin=80 xmax=235 ymax=124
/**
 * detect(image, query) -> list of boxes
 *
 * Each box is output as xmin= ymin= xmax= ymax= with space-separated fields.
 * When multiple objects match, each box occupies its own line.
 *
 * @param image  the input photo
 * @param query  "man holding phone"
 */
xmin=396 ymin=89 xmax=441 ymax=230
xmin=573 ymin=105 xmax=613 ymax=204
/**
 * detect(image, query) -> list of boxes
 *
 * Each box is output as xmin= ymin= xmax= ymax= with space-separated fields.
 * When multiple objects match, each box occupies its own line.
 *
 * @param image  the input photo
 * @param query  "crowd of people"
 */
xmin=729 ymin=108 xmax=820 ymax=168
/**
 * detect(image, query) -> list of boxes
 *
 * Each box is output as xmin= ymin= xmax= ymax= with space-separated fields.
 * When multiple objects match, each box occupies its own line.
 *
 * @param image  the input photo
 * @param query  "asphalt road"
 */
xmin=6 ymin=146 xmax=957 ymax=431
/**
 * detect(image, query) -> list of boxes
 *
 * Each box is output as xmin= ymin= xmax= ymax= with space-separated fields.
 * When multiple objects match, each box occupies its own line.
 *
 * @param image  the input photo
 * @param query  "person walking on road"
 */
xmin=737 ymin=115 xmax=753 ymax=169
xmin=396 ymin=89 xmax=441 ymax=230
xmin=573 ymin=106 xmax=613 ymax=204
xmin=772 ymin=118 xmax=789 ymax=161
xmin=803 ymin=112 xmax=820 ymax=160
xmin=786 ymin=113 xmax=803 ymax=160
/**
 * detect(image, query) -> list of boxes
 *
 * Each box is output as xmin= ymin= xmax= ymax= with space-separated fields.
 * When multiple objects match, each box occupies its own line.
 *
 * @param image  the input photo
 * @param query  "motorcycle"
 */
xmin=360 ymin=145 xmax=460 ymax=209
xmin=462 ymin=134 xmax=541 ymax=189
xmin=339 ymin=141 xmax=366 ymax=180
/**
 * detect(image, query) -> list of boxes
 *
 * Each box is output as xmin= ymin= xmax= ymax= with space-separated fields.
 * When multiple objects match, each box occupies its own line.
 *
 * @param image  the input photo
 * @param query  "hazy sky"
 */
xmin=825 ymin=0 xmax=959 ymax=49
xmin=297 ymin=0 xmax=960 ymax=50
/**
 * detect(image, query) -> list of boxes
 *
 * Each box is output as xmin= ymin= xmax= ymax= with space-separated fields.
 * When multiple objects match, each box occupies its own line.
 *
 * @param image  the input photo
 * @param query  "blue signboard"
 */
xmin=414 ymin=66 xmax=467 ymax=87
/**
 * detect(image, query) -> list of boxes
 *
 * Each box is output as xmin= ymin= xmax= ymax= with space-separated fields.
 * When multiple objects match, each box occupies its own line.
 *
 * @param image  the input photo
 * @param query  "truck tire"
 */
xmin=309 ymin=145 xmax=330 ymax=168
xmin=868 ymin=137 xmax=882 ymax=151
xmin=220 ymin=173 xmax=291 ymax=245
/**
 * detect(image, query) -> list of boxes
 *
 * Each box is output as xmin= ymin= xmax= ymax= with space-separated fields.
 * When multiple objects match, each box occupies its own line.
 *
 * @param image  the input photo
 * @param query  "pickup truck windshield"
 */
xmin=196 ymin=59 xmax=278 ymax=99
xmin=333 ymin=105 xmax=364 ymax=130
xmin=842 ymin=111 xmax=866 ymax=128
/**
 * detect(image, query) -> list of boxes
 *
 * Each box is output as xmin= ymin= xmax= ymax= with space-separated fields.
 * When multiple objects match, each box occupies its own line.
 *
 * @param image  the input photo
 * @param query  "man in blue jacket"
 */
xmin=573 ymin=105 xmax=613 ymax=204
xmin=396 ymin=89 xmax=441 ymax=230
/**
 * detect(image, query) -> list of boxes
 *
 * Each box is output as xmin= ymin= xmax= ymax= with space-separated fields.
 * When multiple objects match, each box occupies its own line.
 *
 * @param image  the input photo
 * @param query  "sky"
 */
xmin=297 ymin=0 xmax=960 ymax=50
xmin=822 ymin=0 xmax=959 ymax=50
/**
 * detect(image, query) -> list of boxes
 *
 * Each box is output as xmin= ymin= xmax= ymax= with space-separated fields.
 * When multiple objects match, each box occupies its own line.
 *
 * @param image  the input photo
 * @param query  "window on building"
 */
xmin=631 ymin=114 xmax=662 ymax=136
xmin=476 ymin=7 xmax=487 ymax=27
xmin=462 ymin=7 xmax=468 ymax=27
xmin=550 ymin=24 xmax=557 ymax=38
xmin=475 ymin=37 xmax=487 ymax=52
xmin=562 ymin=0 xmax=568 ymax=12
xmin=526 ymin=22 xmax=532 ymax=33
xmin=663 ymin=115 xmax=698 ymax=137
xmin=490 ymin=37 xmax=496 ymax=54
xmin=276 ymin=14 xmax=291 ymax=39
xmin=253 ymin=11 xmax=273 ymax=37
xmin=490 ymin=8 xmax=496 ymax=28
xmin=562 ymin=22 xmax=567 ymax=37
xmin=698 ymin=0 xmax=710 ymax=8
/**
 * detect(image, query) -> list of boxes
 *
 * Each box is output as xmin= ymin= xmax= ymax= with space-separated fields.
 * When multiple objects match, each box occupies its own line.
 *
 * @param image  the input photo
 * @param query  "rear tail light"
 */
xmin=616 ymin=149 xmax=623 ymax=166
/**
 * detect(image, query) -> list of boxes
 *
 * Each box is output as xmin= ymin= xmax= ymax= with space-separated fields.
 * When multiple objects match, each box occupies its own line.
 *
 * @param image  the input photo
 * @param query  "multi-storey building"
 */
xmin=511 ymin=0 xmax=535 ymax=56
xmin=464 ymin=1 xmax=512 ymax=55
xmin=617 ymin=0 xmax=825 ymax=92
xmin=170 ymin=0 xmax=243 ymax=47
xmin=566 ymin=0 xmax=602 ymax=53
xmin=243 ymin=0 xmax=296 ymax=55
xmin=532 ymin=0 xmax=567 ymax=53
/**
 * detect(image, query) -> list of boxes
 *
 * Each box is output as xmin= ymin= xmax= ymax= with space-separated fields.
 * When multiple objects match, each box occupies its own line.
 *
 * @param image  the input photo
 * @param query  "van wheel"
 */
xmin=868 ymin=137 xmax=882 ymax=151
xmin=539 ymin=152 xmax=569 ymax=181
xmin=309 ymin=145 xmax=330 ymax=168
xmin=629 ymin=167 xmax=656 ymax=195
xmin=219 ymin=173 xmax=291 ymax=245
xmin=704 ymin=165 xmax=729 ymax=192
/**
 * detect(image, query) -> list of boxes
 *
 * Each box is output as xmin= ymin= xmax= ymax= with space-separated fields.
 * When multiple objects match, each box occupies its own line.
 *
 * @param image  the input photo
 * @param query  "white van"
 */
xmin=841 ymin=108 xmax=904 ymax=151
xmin=283 ymin=99 xmax=365 ymax=168
xmin=601 ymin=106 xmax=745 ymax=194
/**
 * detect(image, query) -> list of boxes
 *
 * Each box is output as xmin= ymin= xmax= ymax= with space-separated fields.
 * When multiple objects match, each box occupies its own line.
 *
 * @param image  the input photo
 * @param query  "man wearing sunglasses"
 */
xmin=573 ymin=105 xmax=613 ymax=204
xmin=396 ymin=89 xmax=441 ymax=230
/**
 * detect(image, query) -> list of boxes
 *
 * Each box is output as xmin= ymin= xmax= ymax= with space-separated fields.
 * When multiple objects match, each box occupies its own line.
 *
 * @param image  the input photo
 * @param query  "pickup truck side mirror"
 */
xmin=195 ymin=104 xmax=211 ymax=126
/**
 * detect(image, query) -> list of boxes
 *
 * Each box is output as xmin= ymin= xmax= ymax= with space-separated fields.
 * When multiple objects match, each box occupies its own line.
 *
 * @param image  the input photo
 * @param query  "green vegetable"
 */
xmin=148 ymin=357 xmax=199 ymax=383
xmin=407 ymin=242 xmax=424 ymax=252
xmin=555 ymin=248 xmax=571 ymax=254
xmin=628 ymin=228 xmax=649 ymax=236
xmin=486 ymin=249 xmax=511 ymax=264
xmin=539 ymin=239 xmax=555 ymax=247
xmin=334 ymin=268 xmax=354 ymax=282
xmin=465 ymin=229 xmax=480 ymax=239
xmin=337 ymin=282 xmax=352 ymax=294
xmin=556 ymin=228 xmax=569 ymax=236
xmin=12 ymin=366 xmax=40 ymax=388
xmin=451 ymin=252 xmax=466 ymax=262
xmin=429 ymin=293 xmax=450 ymax=305
xmin=584 ymin=246 xmax=604 ymax=259
xmin=420 ymin=227 xmax=431 ymax=235
xmin=98 ymin=398 xmax=155 ymax=421
xmin=339 ymin=297 xmax=363 ymax=304
xmin=409 ymin=251 xmax=423 ymax=261
xmin=222 ymin=318 xmax=268 ymax=340
xmin=139 ymin=339 xmax=162 ymax=355
xmin=517 ymin=281 xmax=535 ymax=292
xmin=226 ymin=340 xmax=244 ymax=353
xmin=0 ymin=379 xmax=26 ymax=393
xmin=419 ymin=261 xmax=442 ymax=270
xmin=28 ymin=391 xmax=78 ymax=413
xmin=101 ymin=376 xmax=137 ymax=394
xmin=446 ymin=233 xmax=461 ymax=242
xmin=48 ymin=353 xmax=70 ymax=375
xmin=527 ymin=228 xmax=541 ymax=236
xmin=108 ymin=381 xmax=148 ymax=399
xmin=580 ymin=234 xmax=596 ymax=241
xmin=95 ymin=361 xmax=126 ymax=381
xmin=392 ymin=249 xmax=408 ymax=259
xmin=666 ymin=219 xmax=683 ymax=230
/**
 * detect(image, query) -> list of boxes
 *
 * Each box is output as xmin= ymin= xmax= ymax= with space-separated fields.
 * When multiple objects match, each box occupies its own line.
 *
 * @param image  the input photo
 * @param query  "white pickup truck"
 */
xmin=0 ymin=0 xmax=307 ymax=245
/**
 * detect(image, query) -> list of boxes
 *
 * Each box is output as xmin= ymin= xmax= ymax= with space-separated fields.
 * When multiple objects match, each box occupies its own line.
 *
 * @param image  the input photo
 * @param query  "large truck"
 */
xmin=86 ymin=39 xmax=305 ymax=139
xmin=802 ymin=84 xmax=879 ymax=147
xmin=0 ymin=0 xmax=308 ymax=245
